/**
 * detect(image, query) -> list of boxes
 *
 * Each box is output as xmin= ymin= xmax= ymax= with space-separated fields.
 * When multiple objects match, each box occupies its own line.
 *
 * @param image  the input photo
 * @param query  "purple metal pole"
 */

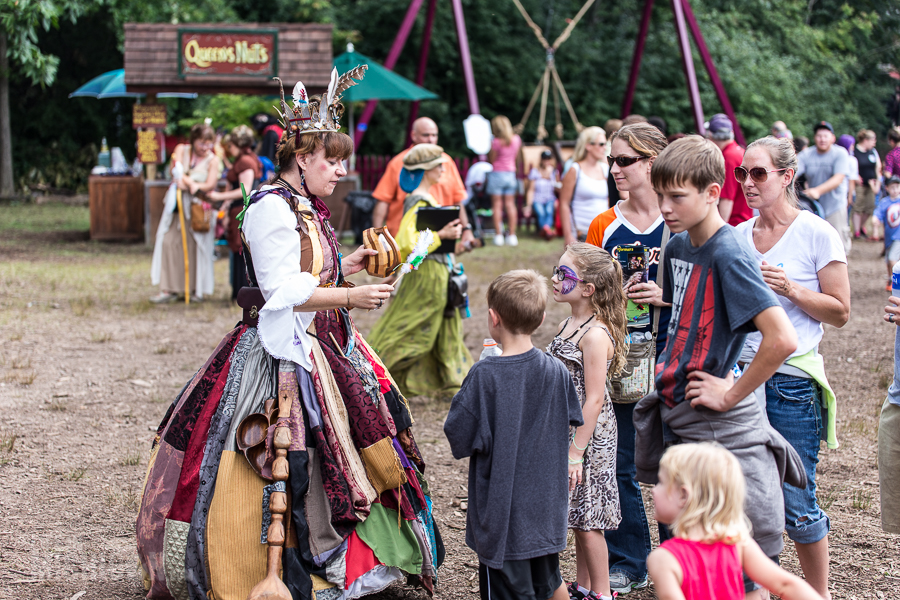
xmin=450 ymin=0 xmax=481 ymax=115
xmin=354 ymin=0 xmax=425 ymax=150
xmin=681 ymin=0 xmax=744 ymax=146
xmin=406 ymin=0 xmax=438 ymax=145
xmin=671 ymin=0 xmax=704 ymax=135
xmin=622 ymin=0 xmax=655 ymax=118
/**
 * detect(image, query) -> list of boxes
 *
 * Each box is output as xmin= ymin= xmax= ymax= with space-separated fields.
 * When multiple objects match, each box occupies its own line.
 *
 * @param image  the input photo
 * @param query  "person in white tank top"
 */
xmin=560 ymin=127 xmax=609 ymax=244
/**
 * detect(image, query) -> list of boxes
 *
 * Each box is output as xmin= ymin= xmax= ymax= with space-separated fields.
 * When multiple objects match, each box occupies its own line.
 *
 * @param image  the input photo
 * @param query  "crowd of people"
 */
xmin=140 ymin=67 xmax=900 ymax=599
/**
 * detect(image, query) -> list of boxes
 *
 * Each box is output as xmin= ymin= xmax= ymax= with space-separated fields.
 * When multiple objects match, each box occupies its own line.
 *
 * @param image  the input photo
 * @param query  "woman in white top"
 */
xmin=735 ymin=136 xmax=850 ymax=600
xmin=150 ymin=123 xmax=222 ymax=302
xmin=559 ymin=126 xmax=610 ymax=245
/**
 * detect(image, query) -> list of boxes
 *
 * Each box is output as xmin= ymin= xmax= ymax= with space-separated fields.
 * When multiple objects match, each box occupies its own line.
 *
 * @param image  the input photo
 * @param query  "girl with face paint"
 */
xmin=547 ymin=243 xmax=629 ymax=600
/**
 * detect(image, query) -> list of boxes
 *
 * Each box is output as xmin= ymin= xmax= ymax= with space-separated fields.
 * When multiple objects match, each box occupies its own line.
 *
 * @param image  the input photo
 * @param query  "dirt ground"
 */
xmin=0 ymin=204 xmax=898 ymax=599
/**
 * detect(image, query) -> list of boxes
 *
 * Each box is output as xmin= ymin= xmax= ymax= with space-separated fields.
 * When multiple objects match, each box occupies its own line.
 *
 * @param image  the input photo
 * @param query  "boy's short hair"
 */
xmin=651 ymin=135 xmax=725 ymax=193
xmin=487 ymin=270 xmax=548 ymax=335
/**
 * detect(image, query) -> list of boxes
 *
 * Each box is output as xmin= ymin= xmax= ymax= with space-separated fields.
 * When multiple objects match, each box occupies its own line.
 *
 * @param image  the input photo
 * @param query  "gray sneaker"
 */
xmin=609 ymin=572 xmax=649 ymax=595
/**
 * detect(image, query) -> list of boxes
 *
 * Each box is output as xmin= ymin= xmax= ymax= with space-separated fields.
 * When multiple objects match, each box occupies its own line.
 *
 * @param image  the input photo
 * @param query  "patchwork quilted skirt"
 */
xmin=136 ymin=309 xmax=442 ymax=600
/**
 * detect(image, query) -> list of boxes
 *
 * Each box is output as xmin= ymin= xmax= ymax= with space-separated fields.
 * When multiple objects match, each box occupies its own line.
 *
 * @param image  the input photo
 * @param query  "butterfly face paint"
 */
xmin=553 ymin=265 xmax=585 ymax=295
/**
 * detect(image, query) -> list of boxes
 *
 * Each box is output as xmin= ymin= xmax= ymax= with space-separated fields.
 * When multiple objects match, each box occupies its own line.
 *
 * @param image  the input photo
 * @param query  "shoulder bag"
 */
xmin=610 ymin=225 xmax=669 ymax=403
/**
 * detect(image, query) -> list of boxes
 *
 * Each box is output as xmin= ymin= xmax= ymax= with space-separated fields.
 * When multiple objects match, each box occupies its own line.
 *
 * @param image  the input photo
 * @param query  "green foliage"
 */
xmin=6 ymin=0 xmax=900 ymax=193
xmin=0 ymin=0 xmax=92 ymax=86
xmin=176 ymin=94 xmax=279 ymax=135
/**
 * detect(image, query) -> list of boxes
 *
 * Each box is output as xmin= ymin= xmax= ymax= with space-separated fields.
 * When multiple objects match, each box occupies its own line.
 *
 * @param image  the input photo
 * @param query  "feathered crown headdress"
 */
xmin=273 ymin=65 xmax=367 ymax=138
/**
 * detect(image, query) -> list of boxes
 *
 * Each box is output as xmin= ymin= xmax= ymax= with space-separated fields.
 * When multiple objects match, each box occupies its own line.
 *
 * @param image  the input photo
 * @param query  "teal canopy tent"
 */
xmin=333 ymin=45 xmax=437 ymax=156
xmin=69 ymin=69 xmax=197 ymax=99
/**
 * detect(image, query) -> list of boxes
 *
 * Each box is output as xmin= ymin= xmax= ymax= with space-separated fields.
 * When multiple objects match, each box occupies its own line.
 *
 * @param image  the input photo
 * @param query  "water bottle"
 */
xmin=892 ymin=261 xmax=900 ymax=300
xmin=480 ymin=338 xmax=502 ymax=360
xmin=98 ymin=137 xmax=111 ymax=168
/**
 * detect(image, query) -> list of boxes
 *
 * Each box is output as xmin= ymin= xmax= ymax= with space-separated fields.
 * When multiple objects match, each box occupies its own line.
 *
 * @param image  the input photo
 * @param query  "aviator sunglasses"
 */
xmin=608 ymin=154 xmax=650 ymax=168
xmin=734 ymin=166 xmax=788 ymax=184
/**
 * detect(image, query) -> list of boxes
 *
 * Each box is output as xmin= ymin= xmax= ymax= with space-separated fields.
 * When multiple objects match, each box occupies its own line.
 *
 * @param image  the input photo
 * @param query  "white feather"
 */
xmin=397 ymin=229 xmax=435 ymax=275
xmin=292 ymin=81 xmax=307 ymax=107
xmin=319 ymin=68 xmax=339 ymax=123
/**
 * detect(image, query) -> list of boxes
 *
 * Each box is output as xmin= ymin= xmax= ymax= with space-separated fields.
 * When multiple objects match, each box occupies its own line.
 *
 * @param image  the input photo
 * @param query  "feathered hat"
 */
xmin=273 ymin=65 xmax=367 ymax=138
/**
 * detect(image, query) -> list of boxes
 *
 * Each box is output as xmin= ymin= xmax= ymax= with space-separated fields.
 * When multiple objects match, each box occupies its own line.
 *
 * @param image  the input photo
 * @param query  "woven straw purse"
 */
xmin=362 ymin=227 xmax=401 ymax=278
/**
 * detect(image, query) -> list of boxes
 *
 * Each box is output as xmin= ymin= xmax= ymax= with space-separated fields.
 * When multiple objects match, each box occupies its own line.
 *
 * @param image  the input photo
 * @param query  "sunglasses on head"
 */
xmin=734 ymin=166 xmax=788 ymax=184
xmin=607 ymin=155 xmax=649 ymax=168
xmin=553 ymin=265 xmax=584 ymax=283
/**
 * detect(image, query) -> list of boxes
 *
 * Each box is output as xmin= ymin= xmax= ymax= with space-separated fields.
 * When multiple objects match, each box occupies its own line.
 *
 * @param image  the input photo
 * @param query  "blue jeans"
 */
xmin=605 ymin=402 xmax=653 ymax=580
xmin=533 ymin=201 xmax=554 ymax=230
xmin=765 ymin=373 xmax=830 ymax=544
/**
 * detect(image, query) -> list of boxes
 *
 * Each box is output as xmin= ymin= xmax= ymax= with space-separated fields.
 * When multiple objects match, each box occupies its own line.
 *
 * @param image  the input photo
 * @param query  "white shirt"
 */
xmin=735 ymin=211 xmax=846 ymax=358
xmin=464 ymin=161 xmax=493 ymax=205
xmin=570 ymin=162 xmax=609 ymax=236
xmin=242 ymin=186 xmax=321 ymax=370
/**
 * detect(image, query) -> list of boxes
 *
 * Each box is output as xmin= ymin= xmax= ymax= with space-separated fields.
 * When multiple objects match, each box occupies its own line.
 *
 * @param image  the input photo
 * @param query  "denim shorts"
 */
xmin=765 ymin=373 xmax=830 ymax=544
xmin=486 ymin=170 xmax=518 ymax=196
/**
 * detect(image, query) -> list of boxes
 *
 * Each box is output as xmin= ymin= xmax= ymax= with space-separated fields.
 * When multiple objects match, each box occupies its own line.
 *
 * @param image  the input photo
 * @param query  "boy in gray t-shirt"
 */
xmin=445 ymin=270 xmax=582 ymax=600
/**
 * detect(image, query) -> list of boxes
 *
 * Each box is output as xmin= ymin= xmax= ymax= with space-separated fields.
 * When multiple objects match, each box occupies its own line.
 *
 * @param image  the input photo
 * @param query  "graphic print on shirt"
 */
xmin=887 ymin=203 xmax=900 ymax=230
xmin=658 ymin=258 xmax=715 ymax=407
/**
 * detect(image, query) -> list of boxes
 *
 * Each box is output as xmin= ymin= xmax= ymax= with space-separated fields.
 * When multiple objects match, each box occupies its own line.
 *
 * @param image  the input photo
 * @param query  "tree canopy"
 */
xmin=5 ymin=0 xmax=900 ymax=192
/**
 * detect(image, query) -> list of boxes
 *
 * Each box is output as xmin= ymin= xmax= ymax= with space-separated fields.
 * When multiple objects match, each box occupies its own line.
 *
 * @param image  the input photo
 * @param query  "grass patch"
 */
xmin=48 ymin=398 xmax=67 ymax=411
xmin=154 ymin=345 xmax=173 ymax=355
xmin=120 ymin=448 xmax=141 ymax=467
xmin=0 ymin=434 xmax=16 ymax=466
xmin=0 ymin=203 xmax=90 ymax=233
xmin=91 ymin=331 xmax=113 ymax=343
xmin=66 ymin=467 xmax=87 ymax=481
xmin=8 ymin=332 xmax=22 ymax=342
xmin=11 ymin=356 xmax=32 ymax=369
xmin=71 ymin=297 xmax=95 ymax=316
xmin=819 ymin=485 xmax=843 ymax=512
xmin=2 ymin=370 xmax=36 ymax=385
xmin=105 ymin=485 xmax=140 ymax=512
xmin=851 ymin=488 xmax=873 ymax=511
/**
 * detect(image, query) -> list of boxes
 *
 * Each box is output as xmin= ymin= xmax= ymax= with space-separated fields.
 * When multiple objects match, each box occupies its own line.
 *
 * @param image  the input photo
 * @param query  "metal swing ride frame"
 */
xmin=355 ymin=0 xmax=745 ymax=149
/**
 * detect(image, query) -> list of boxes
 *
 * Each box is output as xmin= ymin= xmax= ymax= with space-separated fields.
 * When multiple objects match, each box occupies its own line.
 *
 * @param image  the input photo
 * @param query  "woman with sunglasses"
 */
xmin=734 ymin=136 xmax=850 ymax=600
xmin=560 ymin=127 xmax=610 ymax=245
xmin=584 ymin=122 xmax=669 ymax=596
xmin=150 ymin=123 xmax=222 ymax=303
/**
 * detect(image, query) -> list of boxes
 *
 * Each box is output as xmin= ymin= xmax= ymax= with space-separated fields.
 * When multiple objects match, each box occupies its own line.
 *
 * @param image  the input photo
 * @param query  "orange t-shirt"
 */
xmin=371 ymin=146 xmax=468 ymax=236
xmin=585 ymin=208 xmax=618 ymax=248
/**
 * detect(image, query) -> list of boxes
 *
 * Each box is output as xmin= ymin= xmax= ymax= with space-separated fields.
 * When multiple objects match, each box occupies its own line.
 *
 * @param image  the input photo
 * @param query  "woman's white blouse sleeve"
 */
xmin=242 ymin=193 xmax=319 ymax=370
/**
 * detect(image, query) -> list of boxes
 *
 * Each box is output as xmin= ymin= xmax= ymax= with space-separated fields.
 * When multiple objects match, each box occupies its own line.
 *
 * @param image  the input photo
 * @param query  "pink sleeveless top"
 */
xmin=659 ymin=538 xmax=744 ymax=600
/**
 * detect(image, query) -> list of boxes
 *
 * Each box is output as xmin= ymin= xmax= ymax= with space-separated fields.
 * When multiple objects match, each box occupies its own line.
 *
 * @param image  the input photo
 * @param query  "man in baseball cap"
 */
xmin=704 ymin=113 xmax=752 ymax=225
xmin=797 ymin=120 xmax=852 ymax=251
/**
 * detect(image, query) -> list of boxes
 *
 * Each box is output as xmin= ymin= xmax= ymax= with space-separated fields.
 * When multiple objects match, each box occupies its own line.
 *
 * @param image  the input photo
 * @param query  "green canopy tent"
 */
xmin=333 ymin=44 xmax=438 ymax=157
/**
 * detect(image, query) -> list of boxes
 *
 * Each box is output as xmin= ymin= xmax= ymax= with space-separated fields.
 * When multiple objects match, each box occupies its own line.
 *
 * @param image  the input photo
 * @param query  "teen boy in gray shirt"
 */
xmin=445 ymin=270 xmax=582 ymax=600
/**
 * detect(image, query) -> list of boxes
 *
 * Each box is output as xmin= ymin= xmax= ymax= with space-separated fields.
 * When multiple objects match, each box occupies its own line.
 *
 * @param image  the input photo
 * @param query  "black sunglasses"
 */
xmin=607 ymin=155 xmax=650 ymax=168
xmin=733 ymin=166 xmax=788 ymax=184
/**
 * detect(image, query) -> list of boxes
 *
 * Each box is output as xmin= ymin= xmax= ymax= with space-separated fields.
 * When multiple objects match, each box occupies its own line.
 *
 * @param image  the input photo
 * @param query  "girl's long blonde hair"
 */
xmin=491 ymin=115 xmax=515 ymax=145
xmin=565 ymin=242 xmax=628 ymax=377
xmin=572 ymin=126 xmax=606 ymax=163
xmin=660 ymin=443 xmax=751 ymax=545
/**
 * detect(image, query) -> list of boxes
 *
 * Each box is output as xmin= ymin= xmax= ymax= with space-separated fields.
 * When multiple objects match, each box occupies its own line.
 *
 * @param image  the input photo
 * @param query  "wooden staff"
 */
xmin=247 ymin=388 xmax=293 ymax=600
xmin=175 ymin=188 xmax=190 ymax=305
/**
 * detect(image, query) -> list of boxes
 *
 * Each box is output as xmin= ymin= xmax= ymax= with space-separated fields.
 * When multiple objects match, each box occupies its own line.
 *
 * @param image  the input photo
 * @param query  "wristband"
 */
xmin=571 ymin=436 xmax=588 ymax=452
xmin=568 ymin=457 xmax=584 ymax=465
xmin=463 ymin=224 xmax=473 ymax=231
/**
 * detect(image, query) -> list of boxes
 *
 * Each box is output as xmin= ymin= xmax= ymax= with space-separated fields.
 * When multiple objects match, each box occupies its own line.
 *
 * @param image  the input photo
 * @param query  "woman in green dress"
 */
xmin=369 ymin=144 xmax=473 ymax=396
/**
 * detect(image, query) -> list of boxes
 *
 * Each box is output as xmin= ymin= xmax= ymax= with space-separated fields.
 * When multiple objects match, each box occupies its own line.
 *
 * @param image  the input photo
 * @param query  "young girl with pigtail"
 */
xmin=648 ymin=443 xmax=823 ymax=600
xmin=547 ymin=242 xmax=628 ymax=600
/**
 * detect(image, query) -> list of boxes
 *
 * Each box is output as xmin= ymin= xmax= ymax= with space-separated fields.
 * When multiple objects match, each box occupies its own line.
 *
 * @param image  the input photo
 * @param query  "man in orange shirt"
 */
xmin=372 ymin=117 xmax=474 ymax=243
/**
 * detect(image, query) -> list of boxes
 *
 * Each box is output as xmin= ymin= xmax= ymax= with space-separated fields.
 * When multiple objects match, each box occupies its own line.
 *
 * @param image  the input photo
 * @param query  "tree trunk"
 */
xmin=0 ymin=32 xmax=14 ymax=198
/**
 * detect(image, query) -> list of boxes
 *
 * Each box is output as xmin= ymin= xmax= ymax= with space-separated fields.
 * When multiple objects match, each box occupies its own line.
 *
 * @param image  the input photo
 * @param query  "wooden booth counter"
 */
xmin=89 ymin=175 xmax=145 ymax=241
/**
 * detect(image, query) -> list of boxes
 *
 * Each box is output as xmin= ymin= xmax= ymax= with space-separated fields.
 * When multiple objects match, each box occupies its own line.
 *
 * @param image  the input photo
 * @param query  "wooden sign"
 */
xmin=133 ymin=104 xmax=168 ymax=129
xmin=179 ymin=29 xmax=278 ymax=78
xmin=137 ymin=129 xmax=166 ymax=164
